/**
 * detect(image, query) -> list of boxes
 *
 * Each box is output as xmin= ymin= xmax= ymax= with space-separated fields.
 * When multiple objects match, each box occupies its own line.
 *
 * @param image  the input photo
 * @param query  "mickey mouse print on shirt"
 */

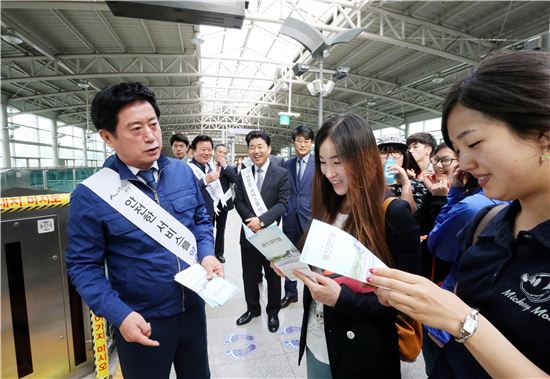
xmin=501 ymin=272 xmax=550 ymax=322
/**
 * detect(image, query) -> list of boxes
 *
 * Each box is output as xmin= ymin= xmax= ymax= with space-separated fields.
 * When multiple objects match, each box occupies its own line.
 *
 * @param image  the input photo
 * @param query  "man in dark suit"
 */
xmin=281 ymin=125 xmax=315 ymax=308
xmin=213 ymin=143 xmax=237 ymax=263
xmin=234 ymin=130 xmax=289 ymax=333
xmin=189 ymin=135 xmax=219 ymax=224
xmin=270 ymin=154 xmax=285 ymax=167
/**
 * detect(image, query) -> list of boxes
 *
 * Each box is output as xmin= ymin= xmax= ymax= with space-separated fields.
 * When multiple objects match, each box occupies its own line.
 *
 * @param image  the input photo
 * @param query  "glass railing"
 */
xmin=1 ymin=167 xmax=100 ymax=193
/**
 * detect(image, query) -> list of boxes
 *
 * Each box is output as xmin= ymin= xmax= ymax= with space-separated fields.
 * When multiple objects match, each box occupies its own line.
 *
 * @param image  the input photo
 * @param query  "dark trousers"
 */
xmin=284 ymin=277 xmax=298 ymax=298
xmin=241 ymin=240 xmax=281 ymax=316
xmin=214 ymin=207 xmax=229 ymax=258
xmin=115 ymin=304 xmax=210 ymax=379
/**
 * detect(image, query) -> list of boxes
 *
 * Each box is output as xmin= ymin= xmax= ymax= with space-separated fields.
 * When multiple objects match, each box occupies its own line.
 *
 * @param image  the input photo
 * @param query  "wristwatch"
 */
xmin=455 ymin=308 xmax=479 ymax=343
xmin=259 ymin=220 xmax=265 ymax=228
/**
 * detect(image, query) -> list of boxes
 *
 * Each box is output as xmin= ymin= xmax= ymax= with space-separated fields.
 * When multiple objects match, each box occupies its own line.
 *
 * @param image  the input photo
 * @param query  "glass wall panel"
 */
xmin=11 ymin=113 xmax=36 ymax=128
xmin=13 ymin=143 xmax=39 ymax=157
xmin=408 ymin=121 xmax=424 ymax=134
xmin=39 ymin=130 xmax=53 ymax=144
xmin=37 ymin=116 xmax=53 ymax=130
xmin=40 ymin=146 xmax=53 ymax=158
xmin=13 ymin=125 xmax=39 ymax=143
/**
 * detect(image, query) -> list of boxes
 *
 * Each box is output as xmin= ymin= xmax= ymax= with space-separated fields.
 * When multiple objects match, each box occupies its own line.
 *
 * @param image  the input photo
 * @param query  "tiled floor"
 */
xmin=93 ymin=209 xmax=427 ymax=378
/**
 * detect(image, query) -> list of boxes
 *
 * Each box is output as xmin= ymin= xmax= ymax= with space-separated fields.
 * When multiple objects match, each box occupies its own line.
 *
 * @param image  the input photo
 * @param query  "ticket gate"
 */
xmin=1 ymin=188 xmax=93 ymax=378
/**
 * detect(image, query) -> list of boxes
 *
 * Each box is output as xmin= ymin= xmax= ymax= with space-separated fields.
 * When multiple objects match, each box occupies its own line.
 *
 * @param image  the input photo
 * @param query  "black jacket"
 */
xmin=234 ymin=163 xmax=289 ymax=243
xmin=298 ymin=199 xmax=420 ymax=378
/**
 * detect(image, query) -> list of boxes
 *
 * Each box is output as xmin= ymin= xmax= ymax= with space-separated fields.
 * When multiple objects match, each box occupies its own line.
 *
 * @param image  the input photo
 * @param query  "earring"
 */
xmin=540 ymin=147 xmax=550 ymax=163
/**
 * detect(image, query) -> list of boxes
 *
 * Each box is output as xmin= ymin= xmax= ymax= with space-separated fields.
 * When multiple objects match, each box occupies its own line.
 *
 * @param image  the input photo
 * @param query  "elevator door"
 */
xmin=1 ymin=215 xmax=70 ymax=378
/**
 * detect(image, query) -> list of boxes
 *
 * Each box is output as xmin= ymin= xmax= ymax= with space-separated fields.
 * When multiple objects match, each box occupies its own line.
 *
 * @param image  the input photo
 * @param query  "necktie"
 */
xmin=138 ymin=168 xmax=157 ymax=190
xmin=297 ymin=158 xmax=305 ymax=186
xmin=256 ymin=167 xmax=264 ymax=191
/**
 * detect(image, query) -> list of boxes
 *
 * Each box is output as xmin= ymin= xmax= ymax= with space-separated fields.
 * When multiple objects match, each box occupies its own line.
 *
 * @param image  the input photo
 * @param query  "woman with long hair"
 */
xmin=291 ymin=114 xmax=420 ymax=378
xmin=370 ymin=51 xmax=550 ymax=378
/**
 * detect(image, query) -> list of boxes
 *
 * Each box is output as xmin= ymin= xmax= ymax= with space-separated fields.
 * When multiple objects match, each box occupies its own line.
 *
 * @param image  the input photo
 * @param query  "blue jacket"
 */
xmin=65 ymin=154 xmax=214 ymax=327
xmin=428 ymin=186 xmax=504 ymax=291
xmin=282 ymin=154 xmax=314 ymax=244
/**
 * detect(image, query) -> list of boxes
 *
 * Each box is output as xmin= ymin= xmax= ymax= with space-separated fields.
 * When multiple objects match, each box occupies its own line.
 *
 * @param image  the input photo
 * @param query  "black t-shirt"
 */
xmin=432 ymin=201 xmax=550 ymax=378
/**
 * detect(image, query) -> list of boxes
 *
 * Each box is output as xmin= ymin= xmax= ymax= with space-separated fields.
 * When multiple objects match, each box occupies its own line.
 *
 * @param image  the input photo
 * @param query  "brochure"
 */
xmin=243 ymin=223 xmax=314 ymax=281
xmin=174 ymin=264 xmax=239 ymax=307
xmin=300 ymin=219 xmax=388 ymax=289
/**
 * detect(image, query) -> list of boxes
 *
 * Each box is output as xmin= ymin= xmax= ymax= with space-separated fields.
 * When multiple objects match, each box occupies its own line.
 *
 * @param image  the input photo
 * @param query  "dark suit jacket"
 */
xmin=282 ymin=154 xmax=314 ymax=244
xmin=234 ymin=162 xmax=289 ymax=244
xmin=216 ymin=164 xmax=238 ymax=210
xmin=270 ymin=155 xmax=285 ymax=167
xmin=190 ymin=158 xmax=215 ymax=222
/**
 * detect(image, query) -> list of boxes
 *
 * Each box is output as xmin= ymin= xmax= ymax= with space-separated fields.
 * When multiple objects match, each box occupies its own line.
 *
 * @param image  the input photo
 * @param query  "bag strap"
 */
xmin=472 ymin=204 xmax=507 ymax=245
xmin=382 ymin=196 xmax=397 ymax=215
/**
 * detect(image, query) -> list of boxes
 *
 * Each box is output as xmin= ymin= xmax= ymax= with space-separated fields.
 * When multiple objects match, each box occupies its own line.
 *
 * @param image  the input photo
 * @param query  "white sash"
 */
xmin=188 ymin=162 xmax=226 ymax=212
xmin=82 ymin=168 xmax=198 ymax=266
xmin=241 ymin=166 xmax=268 ymax=216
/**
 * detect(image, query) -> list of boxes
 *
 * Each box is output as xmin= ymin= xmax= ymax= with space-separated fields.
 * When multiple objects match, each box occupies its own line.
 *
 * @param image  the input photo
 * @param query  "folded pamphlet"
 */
xmin=300 ymin=219 xmax=388 ymax=289
xmin=174 ymin=263 xmax=239 ymax=307
xmin=243 ymin=223 xmax=314 ymax=281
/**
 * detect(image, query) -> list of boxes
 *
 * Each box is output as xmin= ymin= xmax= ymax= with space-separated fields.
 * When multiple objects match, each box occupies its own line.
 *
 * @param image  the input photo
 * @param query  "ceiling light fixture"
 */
xmin=1 ymin=29 xmax=23 ymax=45
xmin=191 ymin=33 xmax=204 ymax=45
xmin=77 ymin=80 xmax=90 ymax=89
xmin=307 ymin=79 xmax=335 ymax=97
xmin=332 ymin=66 xmax=350 ymax=80
xmin=431 ymin=74 xmax=444 ymax=84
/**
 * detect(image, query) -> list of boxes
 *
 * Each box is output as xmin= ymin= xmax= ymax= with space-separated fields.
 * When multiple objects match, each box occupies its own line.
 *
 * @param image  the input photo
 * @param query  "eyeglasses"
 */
xmin=380 ymin=151 xmax=403 ymax=159
xmin=294 ymin=138 xmax=312 ymax=145
xmin=430 ymin=156 xmax=458 ymax=166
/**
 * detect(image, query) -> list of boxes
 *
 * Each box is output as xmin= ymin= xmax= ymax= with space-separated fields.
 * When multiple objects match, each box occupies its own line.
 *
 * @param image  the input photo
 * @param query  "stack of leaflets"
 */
xmin=300 ymin=219 xmax=388 ymax=291
xmin=243 ymin=223 xmax=314 ymax=281
xmin=174 ymin=263 xmax=239 ymax=307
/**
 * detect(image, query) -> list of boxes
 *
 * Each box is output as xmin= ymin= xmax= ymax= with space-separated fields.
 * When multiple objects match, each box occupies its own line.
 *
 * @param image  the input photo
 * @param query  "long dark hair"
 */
xmin=311 ymin=114 xmax=393 ymax=265
xmin=442 ymin=51 xmax=550 ymax=149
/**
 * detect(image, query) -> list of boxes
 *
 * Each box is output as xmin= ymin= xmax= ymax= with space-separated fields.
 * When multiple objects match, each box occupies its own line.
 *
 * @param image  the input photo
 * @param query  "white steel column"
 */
xmin=82 ymin=127 xmax=88 ymax=166
xmin=1 ymin=96 xmax=11 ymax=168
xmin=52 ymin=115 xmax=60 ymax=166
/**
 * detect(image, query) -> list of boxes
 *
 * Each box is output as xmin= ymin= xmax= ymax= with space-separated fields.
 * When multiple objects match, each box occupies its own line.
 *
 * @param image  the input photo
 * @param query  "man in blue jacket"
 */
xmin=281 ymin=125 xmax=315 ymax=307
xmin=65 ymin=82 xmax=222 ymax=379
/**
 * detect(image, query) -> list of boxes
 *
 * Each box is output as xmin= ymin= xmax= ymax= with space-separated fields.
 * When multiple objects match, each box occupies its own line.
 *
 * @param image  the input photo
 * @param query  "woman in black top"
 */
xmin=285 ymin=114 xmax=420 ymax=378
xmin=370 ymin=51 xmax=550 ymax=378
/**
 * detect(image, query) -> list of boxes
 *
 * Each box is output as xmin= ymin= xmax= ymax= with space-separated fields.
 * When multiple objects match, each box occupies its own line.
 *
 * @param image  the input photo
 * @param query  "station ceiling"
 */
xmin=2 ymin=1 xmax=549 ymax=151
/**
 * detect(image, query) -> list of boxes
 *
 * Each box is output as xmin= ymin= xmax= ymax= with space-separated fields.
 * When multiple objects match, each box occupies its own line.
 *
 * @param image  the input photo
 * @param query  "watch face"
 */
xmin=463 ymin=318 xmax=477 ymax=334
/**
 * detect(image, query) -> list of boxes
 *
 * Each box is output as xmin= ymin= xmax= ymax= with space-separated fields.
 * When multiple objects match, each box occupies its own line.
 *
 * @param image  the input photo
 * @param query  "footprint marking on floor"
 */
xmin=224 ymin=333 xmax=255 ymax=344
xmin=278 ymin=325 xmax=301 ymax=336
xmin=283 ymin=339 xmax=300 ymax=351
xmin=224 ymin=342 xmax=258 ymax=360
xmin=279 ymin=325 xmax=301 ymax=351
xmin=224 ymin=333 xmax=257 ymax=360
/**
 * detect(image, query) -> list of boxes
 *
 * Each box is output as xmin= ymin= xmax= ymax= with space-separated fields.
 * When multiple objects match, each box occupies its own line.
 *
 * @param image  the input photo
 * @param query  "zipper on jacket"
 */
xmin=176 ymin=257 xmax=186 ymax=311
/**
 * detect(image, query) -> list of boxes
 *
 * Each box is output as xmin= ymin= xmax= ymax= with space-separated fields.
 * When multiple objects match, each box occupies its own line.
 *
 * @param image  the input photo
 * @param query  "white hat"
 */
xmin=376 ymin=134 xmax=407 ymax=150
